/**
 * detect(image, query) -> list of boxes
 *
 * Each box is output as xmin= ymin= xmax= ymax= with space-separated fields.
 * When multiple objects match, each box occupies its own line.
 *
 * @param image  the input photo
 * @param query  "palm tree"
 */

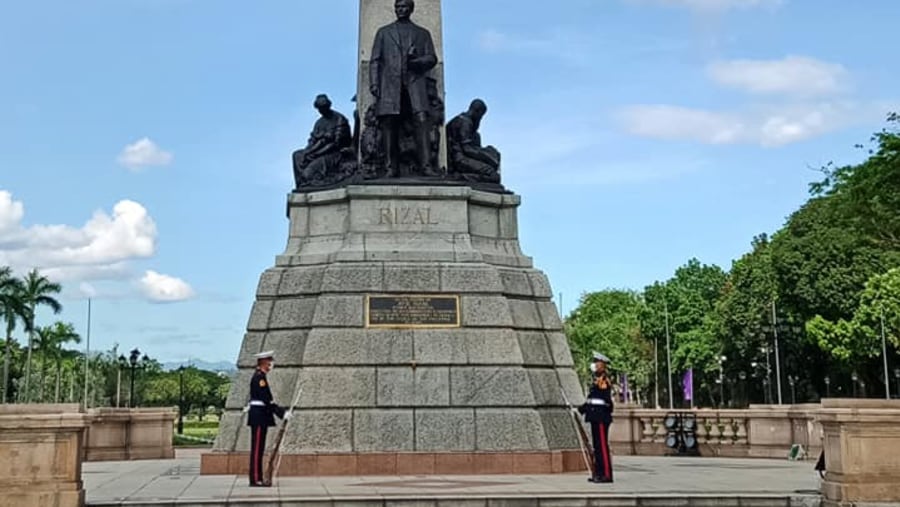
xmin=0 ymin=267 xmax=29 ymax=403
xmin=34 ymin=326 xmax=53 ymax=402
xmin=40 ymin=323 xmax=81 ymax=403
xmin=57 ymin=349 xmax=81 ymax=403
xmin=21 ymin=270 xmax=62 ymax=403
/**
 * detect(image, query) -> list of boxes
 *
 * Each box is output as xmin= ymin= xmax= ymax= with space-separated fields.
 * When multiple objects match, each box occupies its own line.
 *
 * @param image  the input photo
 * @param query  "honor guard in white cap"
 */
xmin=247 ymin=350 xmax=286 ymax=487
xmin=578 ymin=351 xmax=615 ymax=483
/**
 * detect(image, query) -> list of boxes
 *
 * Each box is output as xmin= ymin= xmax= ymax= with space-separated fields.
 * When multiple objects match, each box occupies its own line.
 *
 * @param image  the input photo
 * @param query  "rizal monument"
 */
xmin=203 ymin=0 xmax=587 ymax=475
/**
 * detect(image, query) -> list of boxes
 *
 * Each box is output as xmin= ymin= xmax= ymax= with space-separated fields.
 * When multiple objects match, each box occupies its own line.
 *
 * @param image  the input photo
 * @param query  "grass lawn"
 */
xmin=173 ymin=418 xmax=220 ymax=446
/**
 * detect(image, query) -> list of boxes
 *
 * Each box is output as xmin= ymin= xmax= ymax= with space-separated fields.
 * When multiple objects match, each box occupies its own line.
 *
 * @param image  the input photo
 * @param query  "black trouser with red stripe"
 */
xmin=590 ymin=417 xmax=613 ymax=480
xmin=249 ymin=425 xmax=268 ymax=484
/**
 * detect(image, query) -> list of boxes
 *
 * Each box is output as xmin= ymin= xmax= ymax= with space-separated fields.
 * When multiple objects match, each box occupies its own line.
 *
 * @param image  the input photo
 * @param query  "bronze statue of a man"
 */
xmin=292 ymin=94 xmax=353 ymax=188
xmin=447 ymin=99 xmax=501 ymax=184
xmin=369 ymin=0 xmax=438 ymax=177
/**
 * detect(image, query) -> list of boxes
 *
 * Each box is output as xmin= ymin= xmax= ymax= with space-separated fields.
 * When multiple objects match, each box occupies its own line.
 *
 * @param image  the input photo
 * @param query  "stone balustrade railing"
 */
xmin=84 ymin=407 xmax=177 ymax=461
xmin=609 ymin=404 xmax=823 ymax=459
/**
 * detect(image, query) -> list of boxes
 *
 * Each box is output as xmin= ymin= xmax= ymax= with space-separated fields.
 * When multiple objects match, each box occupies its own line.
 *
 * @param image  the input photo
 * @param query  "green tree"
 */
xmin=807 ymin=268 xmax=900 ymax=363
xmin=642 ymin=259 xmax=728 ymax=407
xmin=566 ymin=290 xmax=652 ymax=400
xmin=0 ymin=267 xmax=29 ymax=403
xmin=773 ymin=114 xmax=900 ymax=324
xmin=20 ymin=269 xmax=62 ymax=402
xmin=810 ymin=113 xmax=900 ymax=251
xmin=712 ymin=235 xmax=782 ymax=402
xmin=763 ymin=114 xmax=900 ymax=397
xmin=35 ymin=322 xmax=81 ymax=403
xmin=214 ymin=379 xmax=232 ymax=417
xmin=143 ymin=367 xmax=210 ymax=415
xmin=770 ymin=197 xmax=893 ymax=322
xmin=715 ymin=235 xmax=776 ymax=355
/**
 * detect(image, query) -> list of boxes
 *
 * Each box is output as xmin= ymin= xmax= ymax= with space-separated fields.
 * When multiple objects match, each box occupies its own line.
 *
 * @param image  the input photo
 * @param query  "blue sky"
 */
xmin=1 ymin=0 xmax=897 ymax=364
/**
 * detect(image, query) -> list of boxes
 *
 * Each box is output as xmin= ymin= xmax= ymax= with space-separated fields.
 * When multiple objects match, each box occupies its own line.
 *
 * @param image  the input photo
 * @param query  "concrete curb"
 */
xmin=87 ymin=493 xmax=823 ymax=507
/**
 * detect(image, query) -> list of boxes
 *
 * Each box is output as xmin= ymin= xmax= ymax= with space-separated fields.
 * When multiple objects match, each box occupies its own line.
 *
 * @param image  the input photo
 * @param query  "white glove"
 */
xmin=241 ymin=406 xmax=249 ymax=414
xmin=284 ymin=411 xmax=293 ymax=421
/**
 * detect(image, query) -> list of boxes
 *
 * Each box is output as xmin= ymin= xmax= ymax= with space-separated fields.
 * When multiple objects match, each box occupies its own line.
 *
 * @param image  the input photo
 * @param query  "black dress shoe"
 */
xmin=589 ymin=476 xmax=613 ymax=483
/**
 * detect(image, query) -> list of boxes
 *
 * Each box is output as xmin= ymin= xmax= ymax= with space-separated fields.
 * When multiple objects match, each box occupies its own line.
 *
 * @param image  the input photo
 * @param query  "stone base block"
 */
xmin=3 ymin=489 xmax=84 ymax=507
xmin=0 ymin=404 xmax=89 ymax=507
xmin=818 ymin=399 xmax=900 ymax=506
xmin=201 ymin=450 xmax=586 ymax=476
xmin=84 ymin=408 xmax=177 ymax=461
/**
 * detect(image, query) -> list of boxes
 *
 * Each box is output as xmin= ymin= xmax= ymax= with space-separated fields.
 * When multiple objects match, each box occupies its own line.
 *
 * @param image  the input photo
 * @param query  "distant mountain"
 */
xmin=162 ymin=360 xmax=237 ymax=373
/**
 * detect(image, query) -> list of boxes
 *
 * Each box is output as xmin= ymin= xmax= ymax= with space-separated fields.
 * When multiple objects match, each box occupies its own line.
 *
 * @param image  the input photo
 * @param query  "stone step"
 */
xmin=87 ymin=493 xmax=822 ymax=507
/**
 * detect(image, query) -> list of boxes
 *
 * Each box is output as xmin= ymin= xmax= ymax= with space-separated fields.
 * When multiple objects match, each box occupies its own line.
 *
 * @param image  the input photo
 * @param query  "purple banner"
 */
xmin=682 ymin=369 xmax=693 ymax=401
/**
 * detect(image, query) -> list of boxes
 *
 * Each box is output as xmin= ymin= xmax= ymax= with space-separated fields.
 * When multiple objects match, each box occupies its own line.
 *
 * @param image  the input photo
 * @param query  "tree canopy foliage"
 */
xmin=0 ymin=268 xmax=233 ymax=412
xmin=567 ymin=114 xmax=900 ymax=405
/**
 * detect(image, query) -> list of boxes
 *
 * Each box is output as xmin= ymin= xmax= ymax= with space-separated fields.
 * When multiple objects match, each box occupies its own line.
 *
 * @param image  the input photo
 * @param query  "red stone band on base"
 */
xmin=202 ymin=450 xmax=588 ymax=476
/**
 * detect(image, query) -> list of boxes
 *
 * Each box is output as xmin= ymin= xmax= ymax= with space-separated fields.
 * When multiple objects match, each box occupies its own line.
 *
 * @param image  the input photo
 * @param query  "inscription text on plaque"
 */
xmin=366 ymin=295 xmax=460 ymax=328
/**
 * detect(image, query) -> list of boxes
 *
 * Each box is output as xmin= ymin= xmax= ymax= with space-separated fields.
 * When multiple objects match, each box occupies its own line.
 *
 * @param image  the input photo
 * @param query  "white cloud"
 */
xmin=42 ymin=263 xmax=132 ymax=283
xmin=477 ymin=29 xmax=594 ymax=67
xmin=0 ymin=190 xmax=193 ymax=303
xmin=117 ymin=137 xmax=173 ymax=171
xmin=633 ymin=0 xmax=782 ymax=11
xmin=79 ymin=282 xmax=97 ymax=298
xmin=617 ymin=102 xmax=882 ymax=147
xmin=708 ymin=56 xmax=848 ymax=96
xmin=0 ymin=191 xmax=24 ymax=233
xmin=0 ymin=197 xmax=157 ymax=270
xmin=139 ymin=271 xmax=195 ymax=303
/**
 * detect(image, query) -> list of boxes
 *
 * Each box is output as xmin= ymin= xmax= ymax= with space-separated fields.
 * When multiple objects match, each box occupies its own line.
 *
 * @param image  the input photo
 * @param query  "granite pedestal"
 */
xmin=203 ymin=186 xmax=585 ymax=475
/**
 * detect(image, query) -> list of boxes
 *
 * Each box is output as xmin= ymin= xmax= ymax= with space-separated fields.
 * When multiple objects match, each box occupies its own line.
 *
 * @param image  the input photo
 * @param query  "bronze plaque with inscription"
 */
xmin=366 ymin=295 xmax=460 ymax=328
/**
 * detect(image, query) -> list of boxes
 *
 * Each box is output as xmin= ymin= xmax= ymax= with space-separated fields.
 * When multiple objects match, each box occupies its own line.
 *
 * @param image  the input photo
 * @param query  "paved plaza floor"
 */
xmin=83 ymin=449 xmax=823 ymax=506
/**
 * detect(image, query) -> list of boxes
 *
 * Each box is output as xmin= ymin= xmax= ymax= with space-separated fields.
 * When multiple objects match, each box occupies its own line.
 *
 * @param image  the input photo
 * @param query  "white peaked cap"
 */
xmin=254 ymin=351 xmax=275 ymax=360
xmin=592 ymin=352 xmax=611 ymax=364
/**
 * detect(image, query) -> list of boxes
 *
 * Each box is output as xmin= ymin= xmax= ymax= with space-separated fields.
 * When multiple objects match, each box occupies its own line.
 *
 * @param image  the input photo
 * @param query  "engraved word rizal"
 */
xmin=378 ymin=207 xmax=439 ymax=225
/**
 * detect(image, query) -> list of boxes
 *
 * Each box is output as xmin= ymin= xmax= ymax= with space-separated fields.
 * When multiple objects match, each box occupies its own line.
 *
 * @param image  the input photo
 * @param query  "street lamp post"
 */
xmin=654 ymin=336 xmax=660 ymax=409
xmin=128 ymin=348 xmax=150 ymax=408
xmin=717 ymin=355 xmax=727 ymax=408
xmin=116 ymin=355 xmax=127 ymax=408
xmin=759 ymin=343 xmax=773 ymax=405
xmin=851 ymin=372 xmax=859 ymax=398
xmin=881 ymin=311 xmax=890 ymax=399
xmin=770 ymin=302 xmax=783 ymax=405
xmin=788 ymin=375 xmax=797 ymax=405
xmin=824 ymin=376 xmax=831 ymax=398
xmin=178 ymin=366 xmax=185 ymax=435
xmin=664 ymin=301 xmax=673 ymax=410
xmin=894 ymin=368 xmax=900 ymax=399
xmin=738 ymin=371 xmax=747 ymax=407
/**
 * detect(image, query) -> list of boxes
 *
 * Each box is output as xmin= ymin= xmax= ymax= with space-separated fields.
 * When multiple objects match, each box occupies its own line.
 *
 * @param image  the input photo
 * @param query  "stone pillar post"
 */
xmin=357 ymin=0 xmax=447 ymax=169
xmin=817 ymin=399 xmax=900 ymax=506
xmin=0 ymin=404 xmax=89 ymax=507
